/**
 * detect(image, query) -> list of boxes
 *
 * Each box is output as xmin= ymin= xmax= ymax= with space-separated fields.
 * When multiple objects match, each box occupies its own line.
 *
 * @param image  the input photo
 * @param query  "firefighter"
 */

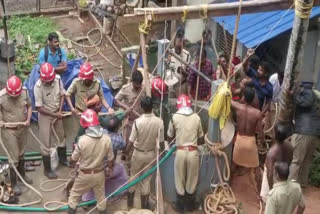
xmin=167 ymin=94 xmax=204 ymax=213
xmin=34 ymin=63 xmax=66 ymax=179
xmin=0 ymin=76 xmax=33 ymax=195
xmin=68 ymin=109 xmax=113 ymax=214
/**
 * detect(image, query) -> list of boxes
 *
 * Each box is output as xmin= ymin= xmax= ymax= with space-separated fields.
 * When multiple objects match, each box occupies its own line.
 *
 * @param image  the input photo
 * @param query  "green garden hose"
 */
xmin=0 ymin=145 xmax=176 ymax=212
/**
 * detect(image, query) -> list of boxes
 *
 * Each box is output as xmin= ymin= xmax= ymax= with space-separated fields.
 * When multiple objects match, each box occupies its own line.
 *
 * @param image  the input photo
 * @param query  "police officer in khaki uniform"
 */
xmin=65 ymin=62 xmax=113 ymax=115
xmin=34 ymin=63 xmax=66 ymax=179
xmin=68 ymin=109 xmax=113 ymax=214
xmin=0 ymin=76 xmax=33 ymax=195
xmin=265 ymin=162 xmax=305 ymax=214
xmin=167 ymin=94 xmax=204 ymax=213
xmin=126 ymin=96 xmax=164 ymax=210
xmin=114 ymin=70 xmax=146 ymax=158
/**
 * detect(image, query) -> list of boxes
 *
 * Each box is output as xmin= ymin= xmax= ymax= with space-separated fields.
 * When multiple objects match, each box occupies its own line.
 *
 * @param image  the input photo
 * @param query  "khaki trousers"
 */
xmin=289 ymin=134 xmax=320 ymax=185
xmin=129 ymin=149 xmax=155 ymax=195
xmin=1 ymin=128 xmax=27 ymax=166
xmin=174 ymin=150 xmax=199 ymax=195
xmin=38 ymin=114 xmax=65 ymax=156
xmin=68 ymin=170 xmax=106 ymax=211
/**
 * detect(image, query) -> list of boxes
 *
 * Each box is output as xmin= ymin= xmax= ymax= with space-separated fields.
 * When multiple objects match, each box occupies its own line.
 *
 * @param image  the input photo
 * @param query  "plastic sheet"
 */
xmin=23 ymin=59 xmax=114 ymax=121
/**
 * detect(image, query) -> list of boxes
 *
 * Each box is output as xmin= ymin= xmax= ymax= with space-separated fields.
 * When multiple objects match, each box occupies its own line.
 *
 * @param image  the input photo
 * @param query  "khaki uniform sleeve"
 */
xmin=71 ymin=140 xmax=82 ymax=162
xmin=167 ymin=119 xmax=174 ymax=138
xmin=115 ymin=87 xmax=125 ymax=101
xmin=34 ymin=86 xmax=43 ymax=107
xmin=198 ymin=118 xmax=204 ymax=138
xmin=66 ymin=79 xmax=77 ymax=97
xmin=59 ymin=79 xmax=66 ymax=95
xmin=25 ymin=90 xmax=32 ymax=107
xmin=105 ymin=140 xmax=114 ymax=161
xmin=97 ymin=83 xmax=105 ymax=102
xmin=129 ymin=120 xmax=138 ymax=142
xmin=264 ymin=195 xmax=276 ymax=214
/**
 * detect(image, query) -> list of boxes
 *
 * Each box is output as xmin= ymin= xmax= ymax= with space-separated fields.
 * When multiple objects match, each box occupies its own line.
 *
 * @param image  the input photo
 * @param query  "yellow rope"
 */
xmin=200 ymin=4 xmax=208 ymax=19
xmin=138 ymin=9 xmax=154 ymax=34
xmin=295 ymin=0 xmax=314 ymax=19
xmin=182 ymin=6 xmax=188 ymax=23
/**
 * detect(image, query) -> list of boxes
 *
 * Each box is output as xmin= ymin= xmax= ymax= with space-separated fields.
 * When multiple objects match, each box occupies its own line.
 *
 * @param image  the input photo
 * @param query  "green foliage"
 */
xmin=6 ymin=16 xmax=57 ymax=81
xmin=309 ymin=149 xmax=320 ymax=187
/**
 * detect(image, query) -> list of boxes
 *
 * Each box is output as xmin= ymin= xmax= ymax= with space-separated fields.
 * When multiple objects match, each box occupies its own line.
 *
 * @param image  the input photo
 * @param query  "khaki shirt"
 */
xmin=115 ymin=83 xmax=146 ymax=120
xmin=169 ymin=49 xmax=190 ymax=82
xmin=167 ymin=113 xmax=204 ymax=147
xmin=129 ymin=113 xmax=164 ymax=152
xmin=66 ymin=78 xmax=104 ymax=112
xmin=0 ymin=88 xmax=31 ymax=123
xmin=34 ymin=77 xmax=65 ymax=112
xmin=265 ymin=181 xmax=305 ymax=214
xmin=72 ymin=134 xmax=114 ymax=170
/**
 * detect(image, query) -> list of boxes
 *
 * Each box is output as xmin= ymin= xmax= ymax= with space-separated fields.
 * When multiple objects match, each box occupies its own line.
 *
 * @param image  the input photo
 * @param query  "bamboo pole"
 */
xmin=1 ymin=0 xmax=11 ymax=77
xmin=119 ymin=0 xmax=320 ymax=24
xmin=140 ymin=33 xmax=151 ymax=97
xmin=278 ymin=0 xmax=314 ymax=122
xmin=194 ymin=37 xmax=204 ymax=111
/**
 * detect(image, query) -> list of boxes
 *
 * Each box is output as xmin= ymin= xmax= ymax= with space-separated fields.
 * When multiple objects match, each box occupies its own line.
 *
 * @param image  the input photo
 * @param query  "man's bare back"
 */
xmin=232 ymin=101 xmax=262 ymax=136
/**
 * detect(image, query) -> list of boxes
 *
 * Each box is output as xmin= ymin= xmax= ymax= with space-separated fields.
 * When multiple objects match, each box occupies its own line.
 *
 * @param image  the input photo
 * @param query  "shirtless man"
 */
xmin=260 ymin=123 xmax=293 ymax=202
xmin=231 ymin=86 xmax=263 ymax=192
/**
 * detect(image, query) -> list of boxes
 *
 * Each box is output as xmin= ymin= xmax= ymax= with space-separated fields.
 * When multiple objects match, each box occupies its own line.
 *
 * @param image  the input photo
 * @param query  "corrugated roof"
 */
xmin=213 ymin=7 xmax=320 ymax=48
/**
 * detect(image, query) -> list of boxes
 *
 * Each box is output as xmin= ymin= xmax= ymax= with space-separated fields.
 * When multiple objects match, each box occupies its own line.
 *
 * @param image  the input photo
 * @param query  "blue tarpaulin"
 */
xmin=24 ymin=59 xmax=114 ymax=121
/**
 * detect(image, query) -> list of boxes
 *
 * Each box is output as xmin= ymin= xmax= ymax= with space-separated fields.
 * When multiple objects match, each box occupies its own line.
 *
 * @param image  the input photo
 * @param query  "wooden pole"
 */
xmin=278 ymin=0 xmax=314 ymax=122
xmin=194 ymin=37 xmax=204 ymax=111
xmin=119 ymin=0 xmax=320 ymax=24
xmin=1 ymin=0 xmax=11 ymax=77
xmin=140 ymin=33 xmax=151 ymax=97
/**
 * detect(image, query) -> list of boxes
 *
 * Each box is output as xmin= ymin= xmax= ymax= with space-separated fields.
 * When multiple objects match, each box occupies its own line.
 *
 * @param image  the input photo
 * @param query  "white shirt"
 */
xmin=269 ymin=73 xmax=283 ymax=102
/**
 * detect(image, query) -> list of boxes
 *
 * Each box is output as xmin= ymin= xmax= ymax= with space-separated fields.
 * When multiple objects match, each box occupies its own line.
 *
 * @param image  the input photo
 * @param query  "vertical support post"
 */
xmin=0 ymin=0 xmax=11 ymax=77
xmin=170 ymin=0 xmax=178 ymax=38
xmin=140 ymin=33 xmax=151 ymax=97
xmin=278 ymin=0 xmax=314 ymax=122
xmin=157 ymin=39 xmax=170 ymax=77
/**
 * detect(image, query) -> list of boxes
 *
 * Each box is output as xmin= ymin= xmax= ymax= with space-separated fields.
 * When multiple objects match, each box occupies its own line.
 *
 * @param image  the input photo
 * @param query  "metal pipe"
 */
xmin=169 ymin=49 xmax=213 ymax=84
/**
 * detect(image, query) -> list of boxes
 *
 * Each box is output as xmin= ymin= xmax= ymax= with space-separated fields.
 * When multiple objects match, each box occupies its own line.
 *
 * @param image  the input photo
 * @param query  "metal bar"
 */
xmin=169 ymin=50 xmax=213 ymax=84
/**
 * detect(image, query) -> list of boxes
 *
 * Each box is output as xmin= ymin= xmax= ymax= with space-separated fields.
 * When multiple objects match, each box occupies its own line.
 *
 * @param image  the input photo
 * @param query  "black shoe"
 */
xmin=17 ymin=159 xmax=33 ymax=184
xmin=67 ymin=207 xmax=76 ymax=214
xmin=141 ymin=194 xmax=150 ymax=210
xmin=172 ymin=193 xmax=184 ymax=214
xmin=57 ymin=147 xmax=69 ymax=167
xmin=42 ymin=156 xmax=58 ymax=179
xmin=127 ymin=191 xmax=135 ymax=210
xmin=9 ymin=168 xmax=21 ymax=196
xmin=184 ymin=193 xmax=199 ymax=212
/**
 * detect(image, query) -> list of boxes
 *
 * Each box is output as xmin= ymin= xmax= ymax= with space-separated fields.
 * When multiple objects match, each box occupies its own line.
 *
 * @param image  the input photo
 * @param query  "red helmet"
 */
xmin=78 ymin=62 xmax=94 ymax=80
xmin=177 ymin=94 xmax=192 ymax=109
xmin=80 ymin=109 xmax=100 ymax=128
xmin=6 ymin=75 xmax=23 ymax=97
xmin=40 ymin=63 xmax=55 ymax=82
xmin=152 ymin=77 xmax=168 ymax=97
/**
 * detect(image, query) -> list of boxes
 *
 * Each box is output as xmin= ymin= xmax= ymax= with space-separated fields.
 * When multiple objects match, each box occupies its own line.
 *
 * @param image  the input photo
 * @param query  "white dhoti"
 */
xmin=260 ymin=165 xmax=269 ymax=202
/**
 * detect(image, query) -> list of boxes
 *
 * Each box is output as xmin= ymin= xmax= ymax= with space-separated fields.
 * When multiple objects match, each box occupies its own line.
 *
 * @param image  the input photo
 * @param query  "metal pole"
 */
xmin=0 ymin=0 xmax=11 ymax=77
xmin=169 ymin=50 xmax=212 ymax=83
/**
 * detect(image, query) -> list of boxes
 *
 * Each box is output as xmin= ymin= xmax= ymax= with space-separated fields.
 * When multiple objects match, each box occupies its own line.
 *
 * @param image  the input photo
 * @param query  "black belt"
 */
xmin=134 ymin=147 xmax=154 ymax=152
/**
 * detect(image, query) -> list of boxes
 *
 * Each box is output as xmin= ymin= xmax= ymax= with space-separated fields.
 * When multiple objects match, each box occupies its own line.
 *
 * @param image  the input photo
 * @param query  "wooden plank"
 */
xmin=119 ymin=0 xmax=320 ymax=24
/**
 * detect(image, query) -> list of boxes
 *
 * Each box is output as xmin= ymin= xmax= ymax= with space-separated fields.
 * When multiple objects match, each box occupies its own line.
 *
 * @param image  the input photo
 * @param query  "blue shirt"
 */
xmin=38 ymin=47 xmax=67 ymax=68
xmin=247 ymin=67 xmax=273 ymax=108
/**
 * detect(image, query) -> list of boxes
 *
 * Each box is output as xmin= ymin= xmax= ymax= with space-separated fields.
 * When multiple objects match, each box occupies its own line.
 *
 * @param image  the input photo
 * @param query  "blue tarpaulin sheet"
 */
xmin=24 ymin=59 xmax=114 ymax=121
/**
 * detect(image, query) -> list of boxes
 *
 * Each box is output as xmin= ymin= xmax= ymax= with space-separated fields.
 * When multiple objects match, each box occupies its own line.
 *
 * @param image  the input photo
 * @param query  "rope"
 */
xmin=138 ymin=10 xmax=154 ymax=34
xmin=264 ymin=102 xmax=278 ymax=133
xmin=204 ymin=134 xmax=238 ymax=214
xmin=182 ymin=6 xmax=188 ymax=23
xmin=295 ymin=0 xmax=314 ymax=19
